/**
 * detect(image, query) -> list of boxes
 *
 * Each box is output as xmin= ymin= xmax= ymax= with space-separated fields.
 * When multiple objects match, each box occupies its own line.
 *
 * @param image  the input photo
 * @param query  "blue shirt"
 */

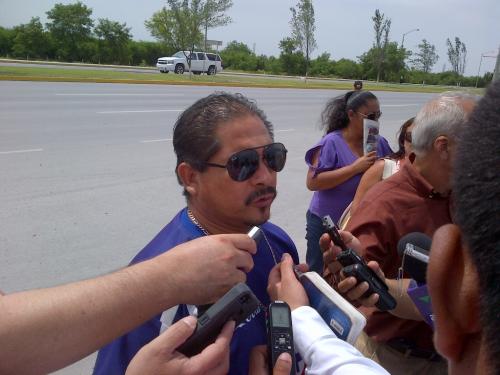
xmin=93 ymin=208 xmax=299 ymax=375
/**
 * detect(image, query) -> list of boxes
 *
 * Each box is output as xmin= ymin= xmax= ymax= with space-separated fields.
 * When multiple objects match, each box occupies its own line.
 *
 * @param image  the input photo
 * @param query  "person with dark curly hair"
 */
xmin=304 ymin=91 xmax=392 ymax=273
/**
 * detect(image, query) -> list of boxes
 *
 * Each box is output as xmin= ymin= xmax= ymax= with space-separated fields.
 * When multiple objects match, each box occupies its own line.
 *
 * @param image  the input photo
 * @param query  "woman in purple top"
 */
xmin=305 ymin=91 xmax=393 ymax=273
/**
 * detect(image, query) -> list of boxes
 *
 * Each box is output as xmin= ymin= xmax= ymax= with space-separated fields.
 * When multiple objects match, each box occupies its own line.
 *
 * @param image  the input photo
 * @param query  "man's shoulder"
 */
xmin=261 ymin=222 xmax=294 ymax=243
xmin=131 ymin=209 xmax=196 ymax=264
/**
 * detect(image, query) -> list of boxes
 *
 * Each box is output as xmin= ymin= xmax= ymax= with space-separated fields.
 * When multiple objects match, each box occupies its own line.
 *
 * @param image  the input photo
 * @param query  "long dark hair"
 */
xmin=390 ymin=117 xmax=415 ymax=159
xmin=321 ymin=90 xmax=378 ymax=134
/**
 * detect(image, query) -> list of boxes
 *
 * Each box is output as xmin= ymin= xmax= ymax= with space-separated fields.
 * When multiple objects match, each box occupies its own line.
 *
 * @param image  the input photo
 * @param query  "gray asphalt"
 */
xmin=0 ymin=81 xmax=437 ymax=374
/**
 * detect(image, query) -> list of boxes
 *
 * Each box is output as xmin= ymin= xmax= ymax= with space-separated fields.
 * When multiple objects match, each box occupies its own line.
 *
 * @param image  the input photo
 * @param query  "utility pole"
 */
xmin=494 ymin=45 xmax=500 ymax=82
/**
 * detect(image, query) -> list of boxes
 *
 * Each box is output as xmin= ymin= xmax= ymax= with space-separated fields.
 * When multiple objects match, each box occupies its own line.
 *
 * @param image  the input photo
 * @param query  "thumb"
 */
xmin=273 ymin=352 xmax=293 ymax=375
xmin=155 ymin=316 xmax=197 ymax=352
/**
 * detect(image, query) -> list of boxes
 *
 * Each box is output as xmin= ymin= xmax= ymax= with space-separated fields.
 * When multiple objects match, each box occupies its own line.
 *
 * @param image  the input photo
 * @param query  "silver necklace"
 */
xmin=261 ymin=229 xmax=278 ymax=265
xmin=187 ymin=209 xmax=210 ymax=236
xmin=186 ymin=208 xmax=278 ymax=265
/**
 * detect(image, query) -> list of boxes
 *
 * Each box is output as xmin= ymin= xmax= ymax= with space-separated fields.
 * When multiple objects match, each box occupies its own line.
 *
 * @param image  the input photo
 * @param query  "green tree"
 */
xmin=94 ymin=19 xmax=132 ymax=64
xmin=411 ymin=39 xmax=439 ymax=73
xmin=0 ymin=26 xmax=16 ymax=56
xmin=145 ymin=0 xmax=204 ymax=73
xmin=359 ymin=42 xmax=406 ymax=82
xmin=333 ymin=58 xmax=361 ymax=79
xmin=220 ymin=41 xmax=255 ymax=70
xmin=279 ymin=37 xmax=305 ymax=75
xmin=11 ymin=17 xmax=50 ymax=59
xmin=129 ymin=40 xmax=175 ymax=66
xmin=201 ymin=0 xmax=233 ymax=50
xmin=46 ymin=1 xmax=94 ymax=61
xmin=309 ymin=52 xmax=334 ymax=76
xmin=289 ymin=0 xmax=316 ymax=78
xmin=446 ymin=37 xmax=467 ymax=75
xmin=371 ymin=9 xmax=391 ymax=82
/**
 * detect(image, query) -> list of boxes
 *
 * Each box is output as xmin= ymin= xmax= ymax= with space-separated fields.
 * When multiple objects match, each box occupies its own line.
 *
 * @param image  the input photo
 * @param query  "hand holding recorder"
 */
xmin=321 ymin=216 xmax=396 ymax=311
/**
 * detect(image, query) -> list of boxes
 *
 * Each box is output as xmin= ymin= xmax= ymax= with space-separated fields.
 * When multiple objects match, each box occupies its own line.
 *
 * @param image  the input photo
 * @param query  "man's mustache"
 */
xmin=245 ymin=186 xmax=277 ymax=206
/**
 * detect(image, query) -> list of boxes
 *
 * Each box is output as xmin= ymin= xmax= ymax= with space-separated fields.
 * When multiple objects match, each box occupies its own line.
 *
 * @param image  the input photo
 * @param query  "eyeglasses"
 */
xmin=203 ymin=142 xmax=288 ymax=182
xmin=404 ymin=131 xmax=412 ymax=143
xmin=357 ymin=111 xmax=382 ymax=121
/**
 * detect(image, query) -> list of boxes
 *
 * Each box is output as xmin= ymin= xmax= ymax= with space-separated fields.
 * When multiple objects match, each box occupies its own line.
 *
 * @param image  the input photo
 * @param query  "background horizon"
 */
xmin=1 ymin=0 xmax=498 ymax=77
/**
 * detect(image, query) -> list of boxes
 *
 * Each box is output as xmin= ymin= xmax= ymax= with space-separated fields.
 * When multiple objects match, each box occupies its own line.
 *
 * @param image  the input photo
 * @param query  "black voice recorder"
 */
xmin=322 ymin=215 xmax=397 ymax=311
xmin=267 ymin=301 xmax=296 ymax=375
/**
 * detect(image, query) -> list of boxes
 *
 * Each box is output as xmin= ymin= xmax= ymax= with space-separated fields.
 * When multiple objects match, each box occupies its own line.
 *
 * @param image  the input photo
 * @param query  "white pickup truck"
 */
xmin=156 ymin=51 xmax=223 ymax=75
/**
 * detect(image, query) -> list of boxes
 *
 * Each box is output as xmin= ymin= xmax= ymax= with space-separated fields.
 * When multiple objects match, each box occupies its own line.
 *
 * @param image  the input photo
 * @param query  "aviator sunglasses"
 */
xmin=203 ymin=142 xmax=288 ymax=182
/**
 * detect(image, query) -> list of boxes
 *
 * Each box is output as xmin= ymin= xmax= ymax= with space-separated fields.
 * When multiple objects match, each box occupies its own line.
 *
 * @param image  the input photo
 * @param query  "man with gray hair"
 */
xmin=326 ymin=92 xmax=477 ymax=375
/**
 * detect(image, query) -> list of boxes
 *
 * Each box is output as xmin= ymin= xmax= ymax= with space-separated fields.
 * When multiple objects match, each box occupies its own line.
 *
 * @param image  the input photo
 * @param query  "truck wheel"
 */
xmin=207 ymin=66 xmax=216 ymax=75
xmin=175 ymin=64 xmax=185 ymax=74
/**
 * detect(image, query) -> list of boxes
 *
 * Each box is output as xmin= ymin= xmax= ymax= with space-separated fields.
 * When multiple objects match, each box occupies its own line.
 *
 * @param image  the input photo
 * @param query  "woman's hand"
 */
xmin=351 ymin=151 xmax=377 ymax=174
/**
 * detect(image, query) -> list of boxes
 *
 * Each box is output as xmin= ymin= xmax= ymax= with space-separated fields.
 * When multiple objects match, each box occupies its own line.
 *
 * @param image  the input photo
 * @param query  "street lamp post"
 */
xmin=401 ymin=28 xmax=420 ymax=49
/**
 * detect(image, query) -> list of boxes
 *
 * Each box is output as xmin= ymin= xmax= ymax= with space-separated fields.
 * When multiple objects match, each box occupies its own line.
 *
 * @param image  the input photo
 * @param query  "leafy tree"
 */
xmin=446 ymin=37 xmax=467 ymax=75
xmin=46 ymin=1 xmax=94 ymax=61
xmin=11 ymin=17 xmax=50 ymax=58
xmin=129 ymin=40 xmax=175 ymax=66
xmin=333 ymin=58 xmax=361 ymax=79
xmin=94 ymin=19 xmax=132 ymax=64
xmin=371 ymin=9 xmax=391 ymax=82
xmin=279 ymin=37 xmax=305 ymax=75
xmin=309 ymin=52 xmax=334 ymax=76
xmin=145 ymin=0 xmax=204 ymax=73
xmin=289 ymin=0 xmax=316 ymax=78
xmin=0 ymin=26 xmax=16 ymax=56
xmin=220 ymin=41 xmax=255 ymax=70
xmin=359 ymin=42 xmax=406 ymax=82
xmin=201 ymin=0 xmax=232 ymax=50
xmin=411 ymin=39 xmax=439 ymax=73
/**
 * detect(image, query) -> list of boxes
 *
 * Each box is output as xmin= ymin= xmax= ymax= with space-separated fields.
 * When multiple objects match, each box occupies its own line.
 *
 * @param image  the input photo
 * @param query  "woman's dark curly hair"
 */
xmin=321 ymin=90 xmax=378 ymax=134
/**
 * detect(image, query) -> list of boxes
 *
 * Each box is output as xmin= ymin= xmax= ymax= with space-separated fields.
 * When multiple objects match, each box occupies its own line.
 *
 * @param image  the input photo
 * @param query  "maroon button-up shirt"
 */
xmin=347 ymin=161 xmax=452 ymax=350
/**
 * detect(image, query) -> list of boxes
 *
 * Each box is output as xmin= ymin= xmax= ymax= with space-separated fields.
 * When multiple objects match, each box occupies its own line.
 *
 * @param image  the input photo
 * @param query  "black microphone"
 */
xmin=397 ymin=233 xmax=431 ymax=284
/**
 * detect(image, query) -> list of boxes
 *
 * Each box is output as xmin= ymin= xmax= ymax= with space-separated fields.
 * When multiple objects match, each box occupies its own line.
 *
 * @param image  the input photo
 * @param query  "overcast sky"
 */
xmin=1 ymin=0 xmax=498 ymax=76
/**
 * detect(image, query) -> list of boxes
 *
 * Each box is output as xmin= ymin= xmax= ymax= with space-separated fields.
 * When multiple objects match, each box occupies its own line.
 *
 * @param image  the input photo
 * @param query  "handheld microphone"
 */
xmin=397 ymin=233 xmax=431 ymax=284
xmin=397 ymin=233 xmax=435 ymax=328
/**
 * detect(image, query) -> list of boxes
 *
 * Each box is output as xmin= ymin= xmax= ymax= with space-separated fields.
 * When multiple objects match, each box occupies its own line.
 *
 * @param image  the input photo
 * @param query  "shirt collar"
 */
xmin=400 ymin=162 xmax=446 ymax=200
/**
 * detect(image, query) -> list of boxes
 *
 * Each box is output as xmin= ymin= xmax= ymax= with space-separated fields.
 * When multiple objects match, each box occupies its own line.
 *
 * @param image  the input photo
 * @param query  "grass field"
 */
xmin=0 ymin=64 xmax=482 ymax=94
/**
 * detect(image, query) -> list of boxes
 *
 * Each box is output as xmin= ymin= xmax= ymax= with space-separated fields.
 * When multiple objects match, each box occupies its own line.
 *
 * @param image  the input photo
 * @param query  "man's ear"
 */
xmin=428 ymin=224 xmax=481 ymax=362
xmin=434 ymin=135 xmax=449 ymax=160
xmin=176 ymin=162 xmax=200 ymax=197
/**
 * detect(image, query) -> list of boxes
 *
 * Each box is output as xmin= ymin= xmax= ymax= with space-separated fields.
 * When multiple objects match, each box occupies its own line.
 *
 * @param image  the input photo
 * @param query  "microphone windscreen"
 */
xmin=397 ymin=232 xmax=432 ymax=258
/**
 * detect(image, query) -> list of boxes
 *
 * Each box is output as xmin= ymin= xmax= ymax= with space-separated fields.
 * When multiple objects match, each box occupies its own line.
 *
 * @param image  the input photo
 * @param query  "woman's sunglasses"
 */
xmin=357 ymin=111 xmax=382 ymax=121
xmin=203 ymin=142 xmax=288 ymax=182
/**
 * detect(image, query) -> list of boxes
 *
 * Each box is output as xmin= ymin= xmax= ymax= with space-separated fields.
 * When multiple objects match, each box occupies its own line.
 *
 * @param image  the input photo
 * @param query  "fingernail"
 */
xmin=182 ymin=316 xmax=197 ymax=329
xmin=281 ymin=253 xmax=290 ymax=261
xmin=277 ymin=352 xmax=292 ymax=363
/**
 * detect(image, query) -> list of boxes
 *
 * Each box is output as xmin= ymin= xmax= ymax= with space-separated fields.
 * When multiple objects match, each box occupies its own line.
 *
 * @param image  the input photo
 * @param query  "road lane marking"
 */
xmin=382 ymin=104 xmax=420 ymax=107
xmin=140 ymin=138 xmax=172 ymax=143
xmin=56 ymin=93 xmax=184 ymax=96
xmin=0 ymin=148 xmax=43 ymax=155
xmin=98 ymin=109 xmax=182 ymax=114
xmin=276 ymin=129 xmax=295 ymax=133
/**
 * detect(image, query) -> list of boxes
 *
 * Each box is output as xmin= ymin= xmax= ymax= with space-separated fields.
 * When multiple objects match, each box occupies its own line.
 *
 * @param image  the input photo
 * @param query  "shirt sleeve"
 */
xmin=346 ymin=198 xmax=394 ymax=271
xmin=305 ymin=136 xmax=339 ymax=177
xmin=292 ymin=306 xmax=389 ymax=375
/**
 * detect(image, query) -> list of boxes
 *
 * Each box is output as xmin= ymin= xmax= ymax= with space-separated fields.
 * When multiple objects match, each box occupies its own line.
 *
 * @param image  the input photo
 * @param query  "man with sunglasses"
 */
xmin=93 ymin=92 xmax=300 ymax=375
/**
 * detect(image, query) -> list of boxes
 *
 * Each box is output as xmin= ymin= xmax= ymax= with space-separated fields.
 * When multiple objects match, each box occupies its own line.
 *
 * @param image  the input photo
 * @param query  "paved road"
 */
xmin=0 ymin=81 xmax=436 ymax=374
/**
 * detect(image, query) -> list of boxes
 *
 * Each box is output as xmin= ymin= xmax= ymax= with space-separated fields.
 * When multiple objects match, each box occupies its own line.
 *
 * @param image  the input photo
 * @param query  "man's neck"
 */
xmin=413 ymin=154 xmax=450 ymax=196
xmin=187 ymin=206 xmax=251 ymax=235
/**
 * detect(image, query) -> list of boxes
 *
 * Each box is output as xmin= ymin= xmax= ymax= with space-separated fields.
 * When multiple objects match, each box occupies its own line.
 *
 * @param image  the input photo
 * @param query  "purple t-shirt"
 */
xmin=306 ymin=130 xmax=393 ymax=222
